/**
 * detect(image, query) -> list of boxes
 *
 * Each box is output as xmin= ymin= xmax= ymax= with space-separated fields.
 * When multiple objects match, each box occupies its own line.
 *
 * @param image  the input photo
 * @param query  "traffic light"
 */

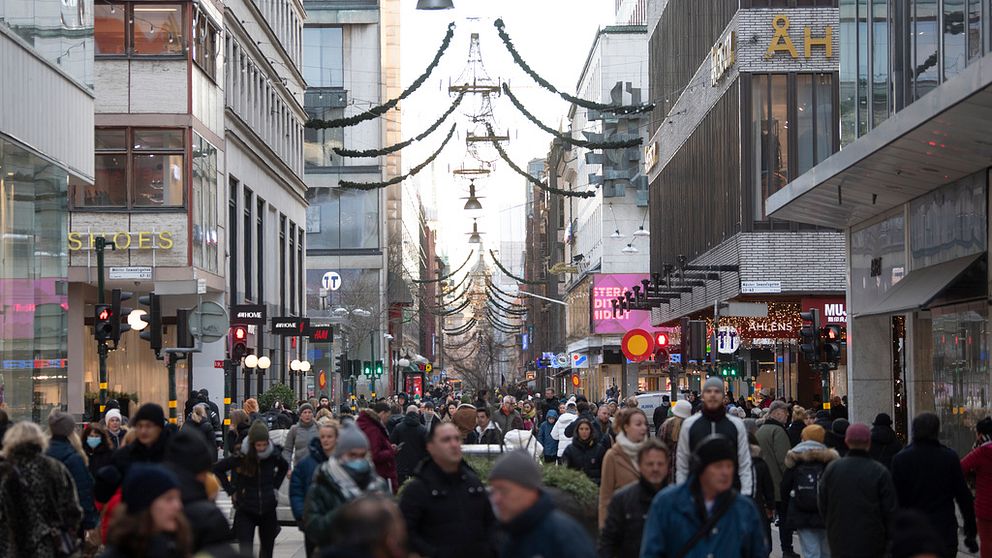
xmin=175 ymin=309 xmax=194 ymax=349
xmin=335 ymin=352 xmax=348 ymax=375
xmin=655 ymin=332 xmax=669 ymax=348
xmin=362 ymin=361 xmax=372 ymax=378
xmin=719 ymin=362 xmax=738 ymax=377
xmin=94 ymin=304 xmax=113 ymax=342
xmin=350 ymin=359 xmax=361 ymax=378
xmin=682 ymin=320 xmax=708 ymax=361
xmin=374 ymin=360 xmax=384 ymax=378
xmin=110 ymin=289 xmax=133 ymax=344
xmin=138 ymin=293 xmax=162 ymax=351
xmin=799 ymin=309 xmax=821 ymax=364
xmin=230 ymin=325 xmax=248 ymax=361
xmin=821 ymin=324 xmax=844 ymax=367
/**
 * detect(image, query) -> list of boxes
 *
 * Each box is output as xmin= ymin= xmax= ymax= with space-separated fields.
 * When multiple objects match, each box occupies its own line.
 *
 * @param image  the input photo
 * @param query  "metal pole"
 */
xmin=167 ymin=353 xmax=180 ymax=424
xmin=95 ymin=236 xmax=108 ymax=413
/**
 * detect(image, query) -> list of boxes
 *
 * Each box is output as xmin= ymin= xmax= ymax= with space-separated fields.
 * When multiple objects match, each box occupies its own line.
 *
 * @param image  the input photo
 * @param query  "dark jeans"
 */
xmin=234 ymin=508 xmax=279 ymax=558
xmin=776 ymin=501 xmax=795 ymax=552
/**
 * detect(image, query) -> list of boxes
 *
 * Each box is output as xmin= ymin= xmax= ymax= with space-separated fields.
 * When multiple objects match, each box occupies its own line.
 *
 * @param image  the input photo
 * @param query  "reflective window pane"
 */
xmin=752 ymin=75 xmax=768 ymax=221
xmin=815 ymin=73 xmax=835 ymax=164
xmin=132 ymin=4 xmax=184 ymax=55
xmin=967 ymin=0 xmax=982 ymax=60
xmin=840 ymin=0 xmax=858 ymax=144
xmin=797 ymin=75 xmax=815 ymax=176
xmin=931 ymin=302 xmax=989 ymax=457
xmin=88 ymin=154 xmax=128 ymax=206
xmin=304 ymin=27 xmax=343 ymax=88
xmin=133 ymin=154 xmax=184 ymax=206
xmin=769 ymin=75 xmax=789 ymax=195
xmin=95 ymin=2 xmax=126 ymax=55
xmin=944 ymin=0 xmax=966 ymax=80
xmin=913 ymin=0 xmax=939 ymax=99
xmin=872 ymin=0 xmax=890 ymax=127
xmin=304 ymin=107 xmax=343 ymax=168
xmin=95 ymin=128 xmax=126 ymax=150
xmin=133 ymin=129 xmax=184 ymax=150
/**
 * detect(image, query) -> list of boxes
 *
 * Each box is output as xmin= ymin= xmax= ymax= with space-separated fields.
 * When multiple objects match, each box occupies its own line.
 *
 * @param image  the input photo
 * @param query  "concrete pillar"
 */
xmin=848 ymin=314 xmax=894 ymax=424
xmin=67 ymin=282 xmax=87 ymax=417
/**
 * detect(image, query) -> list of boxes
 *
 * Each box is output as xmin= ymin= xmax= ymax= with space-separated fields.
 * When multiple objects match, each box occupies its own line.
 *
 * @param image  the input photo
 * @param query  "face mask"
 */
xmin=86 ymin=437 xmax=101 ymax=449
xmin=342 ymin=458 xmax=371 ymax=475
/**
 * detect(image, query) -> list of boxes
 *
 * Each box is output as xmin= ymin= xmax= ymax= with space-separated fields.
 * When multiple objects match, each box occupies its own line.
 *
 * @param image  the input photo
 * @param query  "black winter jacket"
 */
xmin=780 ymin=441 xmax=838 ymax=529
xmin=111 ymin=427 xmax=173 ymax=475
xmin=751 ymin=446 xmax=776 ymax=517
xmin=786 ymin=421 xmax=805 ymax=447
xmin=560 ymin=421 xmax=607 ymax=484
xmin=213 ymin=441 xmax=289 ymax=515
xmin=496 ymin=490 xmax=595 ymax=558
xmin=868 ymin=424 xmax=903 ymax=470
xmin=597 ymin=478 xmax=661 ymax=558
xmin=47 ymin=437 xmax=99 ymax=529
xmin=818 ymin=449 xmax=897 ymax=557
xmin=398 ymin=459 xmax=497 ymax=558
xmin=389 ymin=412 xmax=428 ymax=482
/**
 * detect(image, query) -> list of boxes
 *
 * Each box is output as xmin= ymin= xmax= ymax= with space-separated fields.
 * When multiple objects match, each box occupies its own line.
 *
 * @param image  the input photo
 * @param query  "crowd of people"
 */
xmin=0 ymin=382 xmax=990 ymax=558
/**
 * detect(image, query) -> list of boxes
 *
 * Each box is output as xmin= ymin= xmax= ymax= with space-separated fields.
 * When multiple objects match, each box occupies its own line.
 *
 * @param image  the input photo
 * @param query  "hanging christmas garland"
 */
xmin=441 ymin=273 xmax=472 ymax=301
xmin=339 ymin=124 xmax=456 ymax=190
xmin=443 ymin=318 xmax=477 ymax=336
xmin=484 ymin=123 xmax=596 ymax=199
xmin=489 ymin=249 xmax=544 ymax=285
xmin=412 ymin=250 xmax=474 ymax=284
xmin=494 ymin=19 xmax=654 ymax=115
xmin=486 ymin=308 xmax=522 ymax=329
xmin=333 ymin=92 xmax=465 ymax=157
xmin=487 ymin=296 xmax=528 ymax=316
xmin=502 ymin=84 xmax=642 ymax=149
xmin=430 ymin=296 xmax=472 ymax=317
xmin=487 ymin=280 xmax=523 ymax=300
xmin=306 ymin=22 xmax=456 ymax=129
xmin=486 ymin=284 xmax=527 ymax=308
xmin=486 ymin=317 xmax=521 ymax=334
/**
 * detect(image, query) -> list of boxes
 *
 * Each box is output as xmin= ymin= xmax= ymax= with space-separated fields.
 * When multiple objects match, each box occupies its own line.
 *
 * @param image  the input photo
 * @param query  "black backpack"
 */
xmin=792 ymin=462 xmax=824 ymax=513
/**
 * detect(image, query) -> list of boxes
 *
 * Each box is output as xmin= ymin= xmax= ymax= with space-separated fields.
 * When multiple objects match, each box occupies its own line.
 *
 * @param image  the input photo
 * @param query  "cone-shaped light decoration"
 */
xmin=632 ymin=225 xmax=650 ymax=237
xmin=463 ymin=180 xmax=483 ymax=210
xmin=467 ymin=218 xmax=483 ymax=244
xmin=416 ymin=0 xmax=454 ymax=9
xmin=622 ymin=243 xmax=638 ymax=254
xmin=610 ymin=229 xmax=624 ymax=239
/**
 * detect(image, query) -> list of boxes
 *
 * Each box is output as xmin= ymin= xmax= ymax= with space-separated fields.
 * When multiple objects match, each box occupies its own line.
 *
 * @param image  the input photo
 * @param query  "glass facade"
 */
xmin=931 ymin=302 xmax=988 ymax=456
xmin=191 ymin=134 xmax=219 ymax=273
xmin=0 ymin=137 xmax=70 ymax=422
xmin=303 ymin=27 xmax=343 ymax=88
xmin=0 ymin=0 xmax=94 ymax=88
xmin=306 ymin=187 xmax=379 ymax=251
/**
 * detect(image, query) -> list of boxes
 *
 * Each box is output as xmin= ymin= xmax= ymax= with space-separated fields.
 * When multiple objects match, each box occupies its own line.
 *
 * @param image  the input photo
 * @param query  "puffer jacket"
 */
xmin=47 ymin=436 xmax=99 ymax=529
xmin=390 ymin=412 xmax=428 ymax=484
xmin=962 ymin=441 xmax=992 ymax=520
xmin=282 ymin=419 xmax=318 ymax=466
xmin=496 ymin=490 xmax=595 ymax=558
xmin=868 ymin=424 xmax=903 ymax=469
xmin=560 ymin=419 xmax=607 ymax=484
xmin=640 ymin=481 xmax=768 ymax=558
xmin=537 ymin=414 xmax=559 ymax=458
xmin=212 ymin=437 xmax=289 ymax=515
xmin=356 ymin=410 xmax=398 ymax=491
xmin=780 ymin=440 xmax=839 ymax=529
xmin=598 ymin=477 xmax=662 ymax=558
xmin=289 ymin=435 xmax=329 ymax=521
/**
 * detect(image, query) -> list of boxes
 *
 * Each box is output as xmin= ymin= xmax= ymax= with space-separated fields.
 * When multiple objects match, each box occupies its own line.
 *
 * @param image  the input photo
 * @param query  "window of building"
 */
xmin=76 ymin=128 xmax=184 ymax=208
xmin=95 ymin=2 xmax=185 ymax=56
xmin=303 ymin=27 xmax=343 ymax=87
xmin=229 ymin=177 xmax=239 ymax=302
xmin=244 ymin=189 xmax=253 ymax=301
xmin=912 ymin=0 xmax=940 ymax=99
xmin=191 ymin=134 xmax=219 ymax=273
xmin=192 ymin=8 xmax=219 ymax=79
xmin=944 ymin=0 xmax=967 ymax=81
xmin=289 ymin=222 xmax=297 ymax=314
xmin=306 ymin=188 xmax=380 ymax=251
xmin=257 ymin=199 xmax=265 ymax=301
xmin=304 ymin=106 xmax=344 ymax=168
xmin=280 ymin=215 xmax=287 ymax=314
xmin=297 ymin=226 xmax=304 ymax=316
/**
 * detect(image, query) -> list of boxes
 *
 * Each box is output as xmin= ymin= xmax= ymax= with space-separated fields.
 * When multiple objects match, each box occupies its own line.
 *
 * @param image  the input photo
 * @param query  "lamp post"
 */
xmin=244 ymin=354 xmax=271 ymax=397
xmin=290 ymin=358 xmax=312 ymax=400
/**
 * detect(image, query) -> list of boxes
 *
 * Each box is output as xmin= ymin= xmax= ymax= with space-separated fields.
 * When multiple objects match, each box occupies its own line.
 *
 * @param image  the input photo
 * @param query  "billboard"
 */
xmin=591 ymin=274 xmax=652 ymax=334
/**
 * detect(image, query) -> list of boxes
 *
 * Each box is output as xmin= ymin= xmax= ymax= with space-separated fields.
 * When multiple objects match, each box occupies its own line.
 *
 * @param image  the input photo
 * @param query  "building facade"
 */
xmin=768 ymin=0 xmax=992 ymax=453
xmin=1 ymin=0 xmax=95 ymax=421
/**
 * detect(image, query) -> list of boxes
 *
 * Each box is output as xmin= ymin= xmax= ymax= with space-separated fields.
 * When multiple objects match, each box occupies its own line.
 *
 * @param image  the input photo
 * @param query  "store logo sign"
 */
xmin=68 ymin=231 xmax=174 ymax=251
xmin=710 ymin=30 xmax=736 ymax=85
xmin=764 ymin=15 xmax=833 ymax=60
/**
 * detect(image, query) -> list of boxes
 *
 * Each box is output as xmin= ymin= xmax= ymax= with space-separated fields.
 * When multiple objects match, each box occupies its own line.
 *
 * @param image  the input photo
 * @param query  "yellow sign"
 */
xmin=425 ymin=363 xmax=433 ymax=373
xmin=68 ymin=231 xmax=174 ymax=251
xmin=765 ymin=15 xmax=833 ymax=60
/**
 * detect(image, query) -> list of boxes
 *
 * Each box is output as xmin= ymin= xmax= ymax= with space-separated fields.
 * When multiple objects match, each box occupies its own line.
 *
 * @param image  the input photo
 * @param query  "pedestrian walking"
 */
xmin=47 ymin=411 xmax=99 ymax=535
xmin=963 ymin=417 xmax=992 ymax=557
xmin=283 ymin=402 xmax=318 ymax=467
xmin=0 ymin=421 xmax=84 ymax=558
xmin=676 ymin=377 xmax=753 ymax=495
xmin=599 ymin=438 xmax=671 ymax=558
xmin=225 ymin=409 xmax=250 ymax=456
xmin=452 ymin=403 xmax=480 ymax=443
xmin=595 ymin=404 xmax=614 ymax=449
xmin=112 ymin=403 xmax=171 ymax=476
xmin=323 ymin=494 xmax=409 ymax=558
xmin=304 ymin=423 xmax=389 ymax=553
xmin=892 ymin=412 xmax=978 ymax=557
xmin=103 ymin=408 xmax=127 ymax=450
xmin=780 ymin=424 xmax=838 ymax=558
xmin=181 ymin=404 xmax=215 ymax=455
xmin=868 ymin=412 xmax=903 ymax=470
xmin=756 ymin=400 xmax=797 ymax=557
xmin=561 ymin=417 xmax=607 ymax=484
xmin=551 ymin=400 xmax=578 ymax=457
xmin=786 ymin=406 xmax=809 ymax=447
xmin=520 ymin=401 xmax=537 ymax=431
xmin=657 ymin=400 xmax=690 ymax=484
xmin=420 ymin=401 xmax=439 ymax=432
xmin=290 ymin=419 xmax=336 ymax=556
xmin=475 ymin=407 xmax=503 ymax=445
xmin=212 ymin=420 xmax=289 ymax=558
xmin=537 ymin=409 xmax=559 ymax=463
xmin=599 ymin=407 xmax=648 ymax=528
xmin=487 ymin=450 xmax=595 ymax=558
xmin=818 ymin=423 xmax=897 ymax=558
xmin=747 ymin=431 xmax=776 ymax=547
xmin=390 ymin=405 xmax=428 ymax=486
xmin=399 ymin=422 xmax=497 ymax=558
xmin=492 ymin=396 xmax=524 ymax=441
xmin=357 ymin=402 xmax=399 ymax=492
xmin=83 ymin=422 xmax=115 ymax=478
xmin=101 ymin=464 xmax=190 ymax=558
xmin=640 ymin=434 xmax=768 ymax=558
xmin=163 ymin=431 xmax=233 ymax=554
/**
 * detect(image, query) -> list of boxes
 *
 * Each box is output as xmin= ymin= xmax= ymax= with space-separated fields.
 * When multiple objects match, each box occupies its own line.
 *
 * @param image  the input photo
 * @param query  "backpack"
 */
xmin=792 ymin=462 xmax=824 ymax=513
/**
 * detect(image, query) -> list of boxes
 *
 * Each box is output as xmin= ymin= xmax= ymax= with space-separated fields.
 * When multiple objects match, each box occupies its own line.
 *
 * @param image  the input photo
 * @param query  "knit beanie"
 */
xmin=104 ymin=408 xmax=122 ymax=424
xmin=298 ymin=403 xmax=314 ymax=415
xmin=488 ymin=450 xmax=542 ymax=491
xmin=832 ymin=418 xmax=850 ymax=436
xmin=845 ymin=423 xmax=871 ymax=446
xmin=166 ymin=430 xmax=213 ymax=474
xmin=132 ymin=403 xmax=165 ymax=427
xmin=48 ymin=411 xmax=76 ymax=438
xmin=247 ymin=420 xmax=269 ymax=444
xmin=123 ymin=464 xmax=179 ymax=513
xmin=690 ymin=434 xmax=736 ymax=476
xmin=672 ymin=400 xmax=692 ymax=419
xmin=703 ymin=376 xmax=724 ymax=392
xmin=334 ymin=424 xmax=370 ymax=458
xmin=801 ymin=424 xmax=826 ymax=443
xmin=873 ymin=413 xmax=893 ymax=427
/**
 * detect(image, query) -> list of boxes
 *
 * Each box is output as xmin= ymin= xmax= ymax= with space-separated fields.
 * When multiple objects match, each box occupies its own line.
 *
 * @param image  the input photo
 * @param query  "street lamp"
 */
xmin=416 ymin=0 xmax=453 ymax=8
xmin=333 ymin=307 xmax=349 ymax=317
xmin=352 ymin=308 xmax=372 ymax=318
xmin=398 ymin=357 xmax=411 ymax=368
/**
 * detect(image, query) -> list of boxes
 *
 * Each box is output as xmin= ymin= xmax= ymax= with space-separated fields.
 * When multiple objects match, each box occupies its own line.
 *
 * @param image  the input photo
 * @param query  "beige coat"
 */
xmin=598 ymin=444 xmax=639 ymax=528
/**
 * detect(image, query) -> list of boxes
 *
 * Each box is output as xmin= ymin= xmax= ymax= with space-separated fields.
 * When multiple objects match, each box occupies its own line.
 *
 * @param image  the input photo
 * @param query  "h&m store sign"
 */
xmin=737 ymin=8 xmax=840 ymax=72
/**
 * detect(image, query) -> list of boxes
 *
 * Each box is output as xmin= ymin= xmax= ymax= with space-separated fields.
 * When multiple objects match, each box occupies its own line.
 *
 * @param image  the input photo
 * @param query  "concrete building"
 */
xmin=1 ymin=0 xmax=94 ymax=421
xmin=768 ymin=0 xmax=992 ymax=454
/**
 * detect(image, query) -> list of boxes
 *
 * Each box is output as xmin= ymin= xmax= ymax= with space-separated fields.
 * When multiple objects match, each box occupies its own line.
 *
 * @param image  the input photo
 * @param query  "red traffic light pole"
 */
xmin=94 ymin=236 xmax=116 ymax=414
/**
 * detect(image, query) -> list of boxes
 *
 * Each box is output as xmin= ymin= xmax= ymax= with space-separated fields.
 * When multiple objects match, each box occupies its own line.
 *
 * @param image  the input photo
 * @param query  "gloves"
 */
xmin=965 ymin=537 xmax=979 ymax=553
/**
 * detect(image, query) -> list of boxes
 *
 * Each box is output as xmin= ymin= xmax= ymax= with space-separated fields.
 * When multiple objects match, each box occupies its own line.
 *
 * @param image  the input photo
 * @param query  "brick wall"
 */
xmin=737 ymin=8 xmax=840 ymax=73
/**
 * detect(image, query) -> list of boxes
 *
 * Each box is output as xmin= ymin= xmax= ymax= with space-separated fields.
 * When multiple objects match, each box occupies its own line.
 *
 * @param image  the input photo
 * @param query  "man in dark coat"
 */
xmin=868 ymin=412 xmax=903 ymax=469
xmin=164 ymin=430 xmax=234 ymax=553
xmin=818 ymin=423 xmax=898 ymax=558
xmin=390 ymin=405 xmax=428 ymax=486
xmin=357 ymin=403 xmax=398 ymax=492
xmin=399 ymin=422 xmax=497 ymax=558
xmin=487 ymin=450 xmax=595 ymax=558
xmin=112 ymin=403 xmax=172 ymax=476
xmin=598 ymin=438 xmax=670 ymax=558
xmin=891 ymin=412 xmax=978 ymax=556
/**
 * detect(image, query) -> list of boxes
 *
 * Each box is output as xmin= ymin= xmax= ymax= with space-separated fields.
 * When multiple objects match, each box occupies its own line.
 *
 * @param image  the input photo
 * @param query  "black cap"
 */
xmin=977 ymin=416 xmax=992 ymax=436
xmin=873 ymin=413 xmax=893 ymax=427
xmin=691 ymin=434 xmax=736 ymax=476
xmin=165 ymin=430 xmax=213 ymax=474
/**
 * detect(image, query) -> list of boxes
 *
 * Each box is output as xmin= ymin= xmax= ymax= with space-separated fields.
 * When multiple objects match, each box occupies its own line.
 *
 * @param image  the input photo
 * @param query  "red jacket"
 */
xmin=962 ymin=442 xmax=992 ymax=520
xmin=357 ymin=410 xmax=398 ymax=492
xmin=97 ymin=489 xmax=122 ymax=543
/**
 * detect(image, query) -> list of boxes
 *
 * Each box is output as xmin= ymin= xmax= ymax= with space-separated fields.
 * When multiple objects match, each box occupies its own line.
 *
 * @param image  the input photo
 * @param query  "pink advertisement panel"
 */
xmin=591 ymin=274 xmax=653 ymax=334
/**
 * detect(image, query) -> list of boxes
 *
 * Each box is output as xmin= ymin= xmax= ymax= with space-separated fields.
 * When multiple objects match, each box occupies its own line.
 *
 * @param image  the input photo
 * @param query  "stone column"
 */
xmin=848 ymin=314 xmax=894 ymax=424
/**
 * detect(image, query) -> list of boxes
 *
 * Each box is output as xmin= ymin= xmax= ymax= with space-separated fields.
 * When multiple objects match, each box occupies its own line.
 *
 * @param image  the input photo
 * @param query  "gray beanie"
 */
xmin=334 ymin=423 xmax=370 ymax=458
xmin=488 ymin=450 xmax=542 ymax=490
xmin=49 ymin=411 xmax=76 ymax=438
xmin=703 ymin=376 xmax=724 ymax=391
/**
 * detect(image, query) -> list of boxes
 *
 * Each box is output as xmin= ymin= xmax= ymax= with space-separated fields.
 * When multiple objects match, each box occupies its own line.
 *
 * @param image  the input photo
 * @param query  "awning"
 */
xmin=854 ymin=254 xmax=983 ymax=317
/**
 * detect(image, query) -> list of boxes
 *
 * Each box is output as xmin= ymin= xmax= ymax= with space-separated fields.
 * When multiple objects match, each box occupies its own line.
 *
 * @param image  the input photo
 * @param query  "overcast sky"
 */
xmin=398 ymin=1 xmax=616 ymax=275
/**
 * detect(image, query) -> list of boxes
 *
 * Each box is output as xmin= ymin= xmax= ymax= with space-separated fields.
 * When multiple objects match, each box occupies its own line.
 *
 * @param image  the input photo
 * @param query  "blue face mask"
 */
xmin=86 ymin=437 xmax=102 ymax=449
xmin=342 ymin=458 xmax=371 ymax=475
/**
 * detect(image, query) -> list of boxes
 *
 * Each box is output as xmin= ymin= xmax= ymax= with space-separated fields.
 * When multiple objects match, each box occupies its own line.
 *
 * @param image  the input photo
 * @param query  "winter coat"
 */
xmin=537 ymin=417 xmax=559 ymax=458
xmin=561 ymin=420 xmax=607 ymax=484
xmin=282 ymin=419 xmax=318 ymax=466
xmin=892 ymin=439 xmax=977 ymax=551
xmin=491 ymin=408 xmax=524 ymax=441
xmin=962 ymin=441 xmax=992 ymax=520
xmin=639 ymin=481 xmax=768 ymax=558
xmin=503 ymin=430 xmax=544 ymax=459
xmin=399 ymin=459 xmax=497 ymax=558
xmin=47 ymin=436 xmax=99 ymax=530
xmin=598 ymin=478 xmax=661 ymax=558
xmin=225 ymin=421 xmax=250 ymax=456
xmin=475 ymin=421 xmax=503 ymax=446
xmin=786 ymin=420 xmax=805 ymax=447
xmin=181 ymin=416 xmax=215 ymax=454
xmin=106 ymin=427 xmax=126 ymax=450
xmin=495 ymin=490 xmax=595 ymax=558
xmin=390 ymin=412 xmax=429 ymax=484
xmin=289 ymin=435 xmax=330 ymax=521
xmin=212 ymin=437 xmax=289 ymax=515
xmin=84 ymin=439 xmax=114 ymax=479
xmin=99 ymin=532 xmax=186 ymax=558
xmin=0 ymin=443 xmax=83 ymax=558
xmin=755 ymin=418 xmax=791 ymax=502
xmin=111 ymin=427 xmax=172 ymax=476
xmin=303 ymin=458 xmax=389 ymax=550
xmin=356 ymin=410 xmax=398 ymax=491
xmin=657 ymin=416 xmax=682 ymax=484
xmin=676 ymin=409 xmax=753 ymax=496
xmin=386 ymin=413 xmax=404 ymax=435
xmin=780 ymin=440 xmax=839 ymax=529
xmin=166 ymin=464 xmax=233 ymax=552
xmin=750 ymin=444 xmax=776 ymax=518
xmin=818 ymin=449 xmax=897 ymax=557
xmin=868 ymin=424 xmax=903 ymax=469
xmin=598 ymin=441 xmax=640 ymax=528
xmin=550 ymin=411 xmax=577 ymax=457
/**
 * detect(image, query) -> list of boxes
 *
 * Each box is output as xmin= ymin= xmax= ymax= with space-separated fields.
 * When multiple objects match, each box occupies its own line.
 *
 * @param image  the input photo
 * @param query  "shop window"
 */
xmin=95 ymin=1 xmax=185 ymax=57
xmin=303 ymin=27 xmax=343 ymax=87
xmin=850 ymin=211 xmax=906 ymax=310
xmin=931 ymin=302 xmax=989 ymax=456
xmin=192 ymin=8 xmax=219 ymax=79
xmin=74 ymin=128 xmax=185 ymax=209
xmin=909 ymin=171 xmax=987 ymax=269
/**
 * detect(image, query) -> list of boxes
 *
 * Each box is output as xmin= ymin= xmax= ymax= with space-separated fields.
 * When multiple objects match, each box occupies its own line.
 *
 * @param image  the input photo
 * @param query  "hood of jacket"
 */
xmin=502 ymin=489 xmax=556 ymax=536
xmin=402 ymin=412 xmax=421 ymax=427
xmin=785 ymin=440 xmax=839 ymax=467
xmin=749 ymin=443 xmax=762 ymax=458
xmin=240 ymin=435 xmax=277 ymax=459
xmin=307 ymin=434 xmax=330 ymax=464
xmin=358 ymin=409 xmax=386 ymax=431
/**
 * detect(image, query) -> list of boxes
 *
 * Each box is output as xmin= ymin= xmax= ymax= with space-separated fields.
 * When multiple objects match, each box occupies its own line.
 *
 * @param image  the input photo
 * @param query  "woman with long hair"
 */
xmin=181 ymin=404 xmax=215 ymax=454
xmin=520 ymin=401 xmax=537 ymax=431
xmin=47 ymin=411 xmax=100 ymax=532
xmin=0 ymin=421 xmax=83 ymax=557
xmin=102 ymin=465 xmax=191 ymax=558
xmin=598 ymin=407 xmax=648 ymax=528
xmin=657 ymin=400 xmax=691 ymax=484
xmin=225 ymin=409 xmax=250 ymax=456
xmin=83 ymin=421 xmax=115 ymax=477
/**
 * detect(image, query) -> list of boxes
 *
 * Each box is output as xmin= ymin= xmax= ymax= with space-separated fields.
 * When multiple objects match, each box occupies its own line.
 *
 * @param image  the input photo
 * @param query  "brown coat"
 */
xmin=598 ymin=444 xmax=639 ymax=528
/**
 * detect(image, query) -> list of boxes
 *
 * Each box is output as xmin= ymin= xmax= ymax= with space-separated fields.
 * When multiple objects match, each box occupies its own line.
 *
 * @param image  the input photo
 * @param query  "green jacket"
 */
xmin=756 ymin=418 xmax=791 ymax=502
xmin=302 ymin=458 xmax=388 ymax=549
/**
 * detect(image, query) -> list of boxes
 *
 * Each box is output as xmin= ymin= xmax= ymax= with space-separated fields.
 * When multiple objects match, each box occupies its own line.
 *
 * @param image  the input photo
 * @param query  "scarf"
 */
xmin=701 ymin=404 xmax=727 ymax=421
xmin=615 ymin=432 xmax=644 ymax=473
